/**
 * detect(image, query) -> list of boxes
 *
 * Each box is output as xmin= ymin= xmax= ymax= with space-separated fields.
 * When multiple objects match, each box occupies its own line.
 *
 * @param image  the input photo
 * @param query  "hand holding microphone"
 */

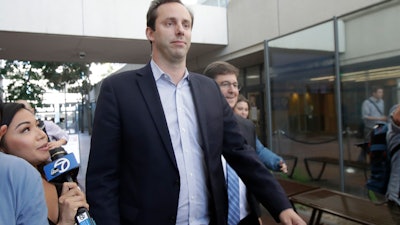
xmin=58 ymin=182 xmax=90 ymax=225
xmin=44 ymin=147 xmax=96 ymax=225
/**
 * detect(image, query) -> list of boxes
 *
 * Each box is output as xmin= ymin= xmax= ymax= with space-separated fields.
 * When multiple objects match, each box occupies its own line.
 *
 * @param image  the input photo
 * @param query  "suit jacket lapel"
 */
xmin=136 ymin=64 xmax=178 ymax=170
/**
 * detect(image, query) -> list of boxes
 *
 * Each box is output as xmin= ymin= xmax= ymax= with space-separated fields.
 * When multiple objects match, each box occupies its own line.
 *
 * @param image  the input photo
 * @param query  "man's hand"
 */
xmin=279 ymin=160 xmax=288 ymax=174
xmin=47 ymin=139 xmax=67 ymax=150
xmin=279 ymin=208 xmax=306 ymax=225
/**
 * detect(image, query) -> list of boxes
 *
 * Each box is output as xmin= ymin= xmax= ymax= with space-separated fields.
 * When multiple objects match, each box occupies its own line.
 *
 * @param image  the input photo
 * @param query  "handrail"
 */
xmin=273 ymin=129 xmax=338 ymax=145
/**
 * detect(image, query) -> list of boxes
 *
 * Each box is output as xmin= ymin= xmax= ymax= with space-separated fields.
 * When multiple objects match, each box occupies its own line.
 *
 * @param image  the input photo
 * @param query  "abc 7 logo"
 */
xmin=54 ymin=158 xmax=71 ymax=173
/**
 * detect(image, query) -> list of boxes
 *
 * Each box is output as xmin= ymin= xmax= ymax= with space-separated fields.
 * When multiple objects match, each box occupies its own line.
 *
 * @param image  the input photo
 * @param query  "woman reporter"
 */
xmin=0 ymin=103 xmax=88 ymax=225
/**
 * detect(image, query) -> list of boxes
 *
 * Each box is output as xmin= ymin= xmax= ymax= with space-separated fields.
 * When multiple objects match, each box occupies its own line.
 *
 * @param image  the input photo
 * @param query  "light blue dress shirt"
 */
xmin=151 ymin=60 xmax=210 ymax=225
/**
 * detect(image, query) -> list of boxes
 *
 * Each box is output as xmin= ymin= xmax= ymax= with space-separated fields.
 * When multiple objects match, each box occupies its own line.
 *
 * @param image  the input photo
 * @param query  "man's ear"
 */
xmin=0 ymin=125 xmax=7 ymax=139
xmin=146 ymin=27 xmax=155 ymax=42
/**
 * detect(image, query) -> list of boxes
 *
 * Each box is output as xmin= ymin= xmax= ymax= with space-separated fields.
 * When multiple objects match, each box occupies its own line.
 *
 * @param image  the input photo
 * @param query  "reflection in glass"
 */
xmin=265 ymin=3 xmax=400 ymax=198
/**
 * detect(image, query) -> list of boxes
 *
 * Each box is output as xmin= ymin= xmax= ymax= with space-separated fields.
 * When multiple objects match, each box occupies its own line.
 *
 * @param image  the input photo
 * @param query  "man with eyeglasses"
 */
xmin=204 ymin=61 xmax=290 ymax=225
xmin=220 ymin=81 xmax=241 ymax=90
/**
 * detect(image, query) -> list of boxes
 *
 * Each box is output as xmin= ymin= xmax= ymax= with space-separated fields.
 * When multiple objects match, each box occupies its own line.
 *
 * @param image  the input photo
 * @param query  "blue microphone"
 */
xmin=45 ymin=147 xmax=96 ymax=225
xmin=44 ymin=151 xmax=79 ymax=182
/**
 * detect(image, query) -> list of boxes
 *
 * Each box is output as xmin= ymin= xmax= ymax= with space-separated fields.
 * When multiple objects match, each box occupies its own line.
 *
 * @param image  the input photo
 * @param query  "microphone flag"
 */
xmin=44 ymin=153 xmax=79 ymax=182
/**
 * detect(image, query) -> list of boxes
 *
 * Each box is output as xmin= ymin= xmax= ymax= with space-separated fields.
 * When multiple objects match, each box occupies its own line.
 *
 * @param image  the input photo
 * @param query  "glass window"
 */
xmin=265 ymin=3 xmax=400 ymax=200
xmin=245 ymin=66 xmax=261 ymax=86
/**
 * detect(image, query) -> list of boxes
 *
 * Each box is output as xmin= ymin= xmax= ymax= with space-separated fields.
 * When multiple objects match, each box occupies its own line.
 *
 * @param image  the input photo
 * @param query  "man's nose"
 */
xmin=176 ymin=24 xmax=184 ymax=34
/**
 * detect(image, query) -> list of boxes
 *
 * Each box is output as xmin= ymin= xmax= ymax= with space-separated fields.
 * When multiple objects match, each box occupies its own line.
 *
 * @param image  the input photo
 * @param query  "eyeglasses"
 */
xmin=219 ymin=81 xmax=241 ymax=91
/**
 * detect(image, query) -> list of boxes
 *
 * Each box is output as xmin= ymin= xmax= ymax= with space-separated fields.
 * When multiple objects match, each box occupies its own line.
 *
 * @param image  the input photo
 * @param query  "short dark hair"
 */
xmin=146 ymin=0 xmax=194 ymax=31
xmin=203 ymin=61 xmax=240 ymax=80
xmin=371 ymin=85 xmax=383 ymax=94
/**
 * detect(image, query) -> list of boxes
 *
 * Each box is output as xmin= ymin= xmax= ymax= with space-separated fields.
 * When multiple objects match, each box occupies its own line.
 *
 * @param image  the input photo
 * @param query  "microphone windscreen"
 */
xmin=49 ymin=147 xmax=69 ymax=161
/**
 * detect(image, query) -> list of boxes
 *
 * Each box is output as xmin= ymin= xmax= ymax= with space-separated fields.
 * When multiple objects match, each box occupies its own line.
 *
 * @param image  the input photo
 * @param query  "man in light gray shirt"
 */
xmin=360 ymin=86 xmax=387 ymax=161
xmin=362 ymin=86 xmax=387 ymax=137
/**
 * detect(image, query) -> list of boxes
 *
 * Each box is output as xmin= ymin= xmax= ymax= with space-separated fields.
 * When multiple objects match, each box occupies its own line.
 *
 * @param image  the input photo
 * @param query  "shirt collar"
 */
xmin=150 ymin=59 xmax=190 ymax=82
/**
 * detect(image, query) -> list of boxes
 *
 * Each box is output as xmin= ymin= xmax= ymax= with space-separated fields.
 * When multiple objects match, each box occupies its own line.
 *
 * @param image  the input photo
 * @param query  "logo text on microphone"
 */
xmin=51 ymin=157 xmax=71 ymax=176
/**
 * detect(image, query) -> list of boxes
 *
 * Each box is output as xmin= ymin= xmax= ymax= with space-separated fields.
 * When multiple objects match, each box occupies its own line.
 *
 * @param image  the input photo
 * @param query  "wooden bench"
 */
xmin=290 ymin=188 xmax=399 ymax=225
xmin=277 ymin=178 xmax=319 ymax=197
xmin=261 ymin=178 xmax=319 ymax=224
xmin=304 ymin=157 xmax=369 ymax=181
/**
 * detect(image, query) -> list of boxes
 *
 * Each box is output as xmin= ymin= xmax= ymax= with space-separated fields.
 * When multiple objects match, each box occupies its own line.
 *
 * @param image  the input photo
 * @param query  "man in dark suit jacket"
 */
xmin=86 ymin=1 xmax=305 ymax=225
xmin=204 ymin=61 xmax=266 ymax=225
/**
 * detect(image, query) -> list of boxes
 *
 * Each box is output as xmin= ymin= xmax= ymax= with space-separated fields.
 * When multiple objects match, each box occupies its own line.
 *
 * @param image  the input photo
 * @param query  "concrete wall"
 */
xmin=341 ymin=2 xmax=400 ymax=65
xmin=0 ymin=0 xmax=227 ymax=44
xmin=210 ymin=0 xmax=385 ymax=63
xmin=1 ymin=0 xmax=395 ymax=69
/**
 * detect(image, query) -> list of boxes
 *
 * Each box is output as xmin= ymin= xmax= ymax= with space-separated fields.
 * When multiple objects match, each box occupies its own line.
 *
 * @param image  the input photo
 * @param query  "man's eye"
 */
xmin=221 ymin=81 xmax=230 ymax=86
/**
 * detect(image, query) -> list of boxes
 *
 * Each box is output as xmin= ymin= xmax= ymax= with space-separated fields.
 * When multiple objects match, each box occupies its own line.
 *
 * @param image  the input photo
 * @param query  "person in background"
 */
xmin=0 ymin=152 xmax=48 ymax=225
xmin=360 ymin=86 xmax=387 ymax=161
xmin=0 ymin=102 xmax=88 ymax=225
xmin=16 ymin=100 xmax=69 ymax=150
xmin=0 ymin=102 xmax=48 ymax=225
xmin=362 ymin=86 xmax=387 ymax=139
xmin=203 ymin=61 xmax=288 ymax=225
xmin=85 ymin=1 xmax=305 ymax=225
xmin=234 ymin=94 xmax=288 ymax=173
